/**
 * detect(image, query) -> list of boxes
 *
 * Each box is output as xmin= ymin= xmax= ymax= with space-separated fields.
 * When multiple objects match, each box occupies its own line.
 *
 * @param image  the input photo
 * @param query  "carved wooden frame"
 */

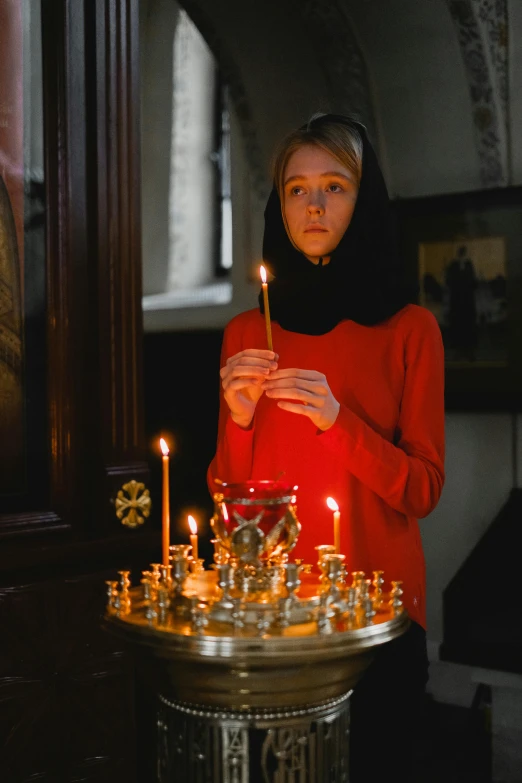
xmin=0 ymin=0 xmax=148 ymax=540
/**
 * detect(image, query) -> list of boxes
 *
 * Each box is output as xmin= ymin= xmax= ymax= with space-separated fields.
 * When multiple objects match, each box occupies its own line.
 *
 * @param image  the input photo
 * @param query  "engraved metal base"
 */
xmin=104 ymin=482 xmax=410 ymax=780
xmin=158 ymin=692 xmax=351 ymax=783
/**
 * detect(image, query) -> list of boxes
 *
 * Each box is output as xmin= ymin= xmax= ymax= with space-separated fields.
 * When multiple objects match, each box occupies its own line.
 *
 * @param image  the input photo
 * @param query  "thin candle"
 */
xmin=326 ymin=497 xmax=341 ymax=554
xmin=160 ymin=438 xmax=170 ymax=566
xmin=259 ymin=265 xmax=273 ymax=352
xmin=188 ymin=515 xmax=198 ymax=561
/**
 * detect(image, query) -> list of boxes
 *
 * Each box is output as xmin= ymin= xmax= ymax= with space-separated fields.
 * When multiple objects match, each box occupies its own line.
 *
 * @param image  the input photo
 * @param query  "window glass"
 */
xmin=141 ymin=2 xmax=232 ymax=311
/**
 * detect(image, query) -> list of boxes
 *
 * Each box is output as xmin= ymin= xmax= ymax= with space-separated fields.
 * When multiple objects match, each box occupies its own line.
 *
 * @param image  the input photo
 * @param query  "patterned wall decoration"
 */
xmin=447 ymin=0 xmax=510 ymax=187
xmin=477 ymin=0 xmax=509 ymax=120
xmin=295 ymin=0 xmax=378 ymax=145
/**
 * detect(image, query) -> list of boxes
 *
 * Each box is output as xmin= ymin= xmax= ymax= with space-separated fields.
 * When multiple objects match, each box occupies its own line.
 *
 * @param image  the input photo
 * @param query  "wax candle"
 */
xmin=160 ymin=438 xmax=170 ymax=566
xmin=188 ymin=514 xmax=198 ymax=561
xmin=326 ymin=497 xmax=341 ymax=554
xmin=259 ymin=265 xmax=273 ymax=352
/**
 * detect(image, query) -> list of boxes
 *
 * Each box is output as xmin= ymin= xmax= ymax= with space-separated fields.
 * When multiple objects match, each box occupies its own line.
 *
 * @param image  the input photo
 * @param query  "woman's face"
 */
xmin=283 ymin=144 xmax=358 ymax=264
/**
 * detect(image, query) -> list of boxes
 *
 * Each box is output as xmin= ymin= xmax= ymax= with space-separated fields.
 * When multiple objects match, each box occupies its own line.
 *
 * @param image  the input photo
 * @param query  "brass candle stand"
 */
xmin=104 ymin=481 xmax=409 ymax=782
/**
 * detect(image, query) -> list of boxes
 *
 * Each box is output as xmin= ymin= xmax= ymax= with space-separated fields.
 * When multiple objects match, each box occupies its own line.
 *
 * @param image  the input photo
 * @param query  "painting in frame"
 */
xmin=419 ymin=236 xmax=507 ymax=367
xmin=394 ymin=186 xmax=522 ymax=411
xmin=0 ymin=0 xmax=48 ymax=509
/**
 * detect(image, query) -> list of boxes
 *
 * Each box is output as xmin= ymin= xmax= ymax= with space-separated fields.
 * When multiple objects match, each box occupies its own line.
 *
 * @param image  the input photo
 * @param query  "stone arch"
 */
xmin=296 ymin=0 xmax=378 ymax=144
xmin=180 ymin=0 xmax=269 ymax=198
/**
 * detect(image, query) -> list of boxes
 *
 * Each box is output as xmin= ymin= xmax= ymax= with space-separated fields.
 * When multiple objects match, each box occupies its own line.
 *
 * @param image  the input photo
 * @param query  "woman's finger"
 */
xmin=265 ymin=387 xmax=322 ymax=406
xmin=262 ymin=377 xmax=328 ymax=396
xmin=223 ymin=377 xmax=263 ymax=392
xmin=265 ymin=368 xmax=323 ymax=381
xmin=221 ymin=364 xmax=272 ymax=381
xmin=226 ymin=349 xmax=278 ymax=365
xmin=226 ymin=358 xmax=277 ymax=372
xmin=221 ymin=358 xmax=277 ymax=379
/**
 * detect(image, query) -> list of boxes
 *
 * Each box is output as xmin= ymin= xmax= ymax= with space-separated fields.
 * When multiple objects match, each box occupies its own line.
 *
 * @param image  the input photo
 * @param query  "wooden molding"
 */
xmin=0 ymin=511 xmax=70 ymax=538
xmin=88 ymin=0 xmax=145 ymax=461
xmin=3 ymin=0 xmax=147 ymax=538
xmin=44 ymin=1 xmax=89 ymax=526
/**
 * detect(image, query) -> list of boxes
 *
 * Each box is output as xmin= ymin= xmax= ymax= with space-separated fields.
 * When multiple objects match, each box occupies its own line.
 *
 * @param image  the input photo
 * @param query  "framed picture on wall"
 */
xmin=0 ymin=3 xmax=26 ymax=497
xmin=0 ymin=1 xmax=58 ymax=526
xmin=419 ymin=236 xmax=507 ymax=366
xmin=394 ymin=186 xmax=522 ymax=411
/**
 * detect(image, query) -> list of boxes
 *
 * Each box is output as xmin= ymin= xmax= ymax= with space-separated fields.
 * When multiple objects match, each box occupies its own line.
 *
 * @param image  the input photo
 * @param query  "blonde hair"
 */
xmin=272 ymin=113 xmax=363 ymax=202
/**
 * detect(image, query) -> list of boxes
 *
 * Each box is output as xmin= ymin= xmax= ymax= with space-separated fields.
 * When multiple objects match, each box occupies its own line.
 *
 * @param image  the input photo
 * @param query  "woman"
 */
xmin=208 ymin=113 xmax=445 ymax=781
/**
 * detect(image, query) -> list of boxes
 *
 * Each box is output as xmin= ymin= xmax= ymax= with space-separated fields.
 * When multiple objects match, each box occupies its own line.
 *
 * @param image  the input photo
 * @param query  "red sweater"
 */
xmin=208 ymin=304 xmax=445 ymax=628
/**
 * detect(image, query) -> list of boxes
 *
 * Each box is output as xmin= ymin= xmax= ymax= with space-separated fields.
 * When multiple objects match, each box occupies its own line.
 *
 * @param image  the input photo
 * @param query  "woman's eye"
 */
xmin=327 ymin=183 xmax=343 ymax=193
xmin=290 ymin=186 xmax=304 ymax=196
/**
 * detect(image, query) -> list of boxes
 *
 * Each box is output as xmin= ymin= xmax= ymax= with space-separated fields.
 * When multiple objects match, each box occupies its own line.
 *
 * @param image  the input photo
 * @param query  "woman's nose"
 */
xmin=306 ymin=192 xmax=325 ymax=215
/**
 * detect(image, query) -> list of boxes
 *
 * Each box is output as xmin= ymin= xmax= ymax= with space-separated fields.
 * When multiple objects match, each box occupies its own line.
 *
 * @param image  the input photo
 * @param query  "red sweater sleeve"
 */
xmin=207 ymin=319 xmax=255 ymax=494
xmin=318 ymin=308 xmax=445 ymax=519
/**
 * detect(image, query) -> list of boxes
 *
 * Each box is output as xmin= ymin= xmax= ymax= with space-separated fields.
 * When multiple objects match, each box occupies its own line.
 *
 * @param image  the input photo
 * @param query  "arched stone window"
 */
xmin=141 ymin=1 xmax=232 ymax=314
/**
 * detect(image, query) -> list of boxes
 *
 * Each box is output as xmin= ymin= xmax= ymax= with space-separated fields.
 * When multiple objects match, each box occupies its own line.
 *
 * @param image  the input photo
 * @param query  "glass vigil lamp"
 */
xmin=211 ymin=480 xmax=300 ymax=576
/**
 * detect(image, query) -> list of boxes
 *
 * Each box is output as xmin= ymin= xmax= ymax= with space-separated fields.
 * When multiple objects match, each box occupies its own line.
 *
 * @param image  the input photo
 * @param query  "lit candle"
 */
xmin=259 ymin=265 xmax=273 ymax=352
xmin=188 ymin=515 xmax=198 ymax=561
xmin=326 ymin=497 xmax=341 ymax=554
xmin=160 ymin=438 xmax=170 ymax=566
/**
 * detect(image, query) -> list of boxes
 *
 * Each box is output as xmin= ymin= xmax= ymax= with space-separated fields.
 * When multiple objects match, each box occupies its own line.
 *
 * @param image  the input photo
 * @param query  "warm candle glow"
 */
xmin=326 ymin=497 xmax=339 ymax=512
xmin=188 ymin=514 xmax=198 ymax=561
xmin=326 ymin=497 xmax=341 ymax=553
xmin=259 ymin=264 xmax=273 ymax=351
xmin=222 ymin=503 xmax=229 ymax=522
xmin=160 ymin=438 xmax=171 ymax=566
xmin=188 ymin=515 xmax=197 ymax=536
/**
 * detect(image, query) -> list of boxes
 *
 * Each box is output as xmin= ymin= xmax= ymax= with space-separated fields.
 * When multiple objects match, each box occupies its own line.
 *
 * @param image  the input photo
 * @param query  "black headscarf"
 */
xmin=258 ymin=114 xmax=416 ymax=335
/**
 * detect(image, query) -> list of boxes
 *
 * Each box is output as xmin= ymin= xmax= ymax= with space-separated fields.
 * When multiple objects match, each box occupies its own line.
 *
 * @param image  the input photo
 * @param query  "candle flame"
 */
xmin=221 ymin=503 xmax=229 ymax=521
xmin=159 ymin=437 xmax=169 ymax=456
xmin=260 ymin=265 xmax=267 ymax=284
xmin=188 ymin=515 xmax=197 ymax=535
xmin=326 ymin=496 xmax=339 ymax=512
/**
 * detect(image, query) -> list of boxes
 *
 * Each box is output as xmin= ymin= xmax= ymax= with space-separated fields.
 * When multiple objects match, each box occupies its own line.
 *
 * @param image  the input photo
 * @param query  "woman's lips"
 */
xmin=304 ymin=226 xmax=328 ymax=233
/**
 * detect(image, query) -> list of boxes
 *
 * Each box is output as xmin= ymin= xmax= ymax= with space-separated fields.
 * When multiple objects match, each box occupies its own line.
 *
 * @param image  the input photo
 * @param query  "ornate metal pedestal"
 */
xmin=104 ymin=481 xmax=409 ymax=782
xmin=158 ymin=692 xmax=351 ymax=783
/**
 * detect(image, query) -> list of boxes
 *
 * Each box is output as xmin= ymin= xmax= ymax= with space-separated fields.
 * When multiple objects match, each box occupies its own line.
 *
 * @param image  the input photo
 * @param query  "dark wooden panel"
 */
xmin=0 ymin=0 xmax=87 ymax=532
xmin=1 ymin=0 xmax=151 ymax=780
xmin=45 ymin=0 xmax=91 ymax=528
xmin=85 ymin=0 xmax=148 ymax=536
xmin=0 ymin=572 xmax=137 ymax=782
xmin=1 ymin=0 xmax=148 ymax=540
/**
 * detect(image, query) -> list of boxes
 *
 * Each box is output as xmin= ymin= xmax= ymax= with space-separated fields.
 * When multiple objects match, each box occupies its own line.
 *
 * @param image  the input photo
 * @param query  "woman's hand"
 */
xmin=262 ymin=368 xmax=340 ymax=431
xmin=221 ymin=349 xmax=278 ymax=429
